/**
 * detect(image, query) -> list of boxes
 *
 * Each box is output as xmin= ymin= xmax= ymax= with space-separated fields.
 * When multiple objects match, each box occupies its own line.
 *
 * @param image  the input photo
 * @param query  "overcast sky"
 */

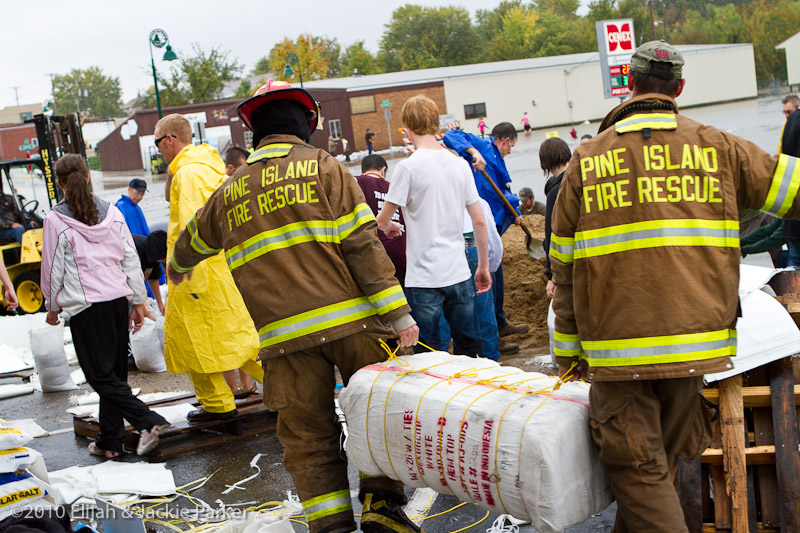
xmin=0 ymin=0 xmax=591 ymax=110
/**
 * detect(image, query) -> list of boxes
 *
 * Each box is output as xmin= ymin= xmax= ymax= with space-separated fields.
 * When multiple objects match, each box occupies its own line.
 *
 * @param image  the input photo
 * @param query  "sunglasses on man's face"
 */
xmin=154 ymin=135 xmax=170 ymax=148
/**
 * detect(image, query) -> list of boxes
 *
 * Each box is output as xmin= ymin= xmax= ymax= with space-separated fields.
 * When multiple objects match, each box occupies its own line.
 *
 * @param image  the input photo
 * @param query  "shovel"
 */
xmin=478 ymin=168 xmax=545 ymax=260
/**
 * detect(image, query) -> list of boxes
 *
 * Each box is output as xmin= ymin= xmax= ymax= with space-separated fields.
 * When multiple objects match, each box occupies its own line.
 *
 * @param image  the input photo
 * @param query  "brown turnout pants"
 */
xmin=262 ymin=330 xmax=405 ymax=533
xmin=590 ymin=377 xmax=717 ymax=533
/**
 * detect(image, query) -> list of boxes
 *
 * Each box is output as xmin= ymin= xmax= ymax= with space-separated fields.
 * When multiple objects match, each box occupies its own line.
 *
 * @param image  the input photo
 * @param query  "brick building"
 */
xmin=0 ymin=123 xmax=38 ymax=161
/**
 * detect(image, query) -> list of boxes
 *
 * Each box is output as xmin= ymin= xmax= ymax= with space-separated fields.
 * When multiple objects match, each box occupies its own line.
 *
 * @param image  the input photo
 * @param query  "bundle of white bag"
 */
xmin=339 ymin=352 xmax=612 ymax=533
xmin=0 ymin=418 xmax=54 ymax=519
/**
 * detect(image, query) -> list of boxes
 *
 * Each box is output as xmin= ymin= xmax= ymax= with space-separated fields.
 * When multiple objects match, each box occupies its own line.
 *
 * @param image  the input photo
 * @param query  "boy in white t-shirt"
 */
xmin=376 ymin=95 xmax=491 ymax=356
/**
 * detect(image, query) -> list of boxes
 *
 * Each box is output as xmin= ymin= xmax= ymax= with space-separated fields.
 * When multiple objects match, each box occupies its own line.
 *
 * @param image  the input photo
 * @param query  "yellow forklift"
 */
xmin=0 ymin=113 xmax=85 ymax=314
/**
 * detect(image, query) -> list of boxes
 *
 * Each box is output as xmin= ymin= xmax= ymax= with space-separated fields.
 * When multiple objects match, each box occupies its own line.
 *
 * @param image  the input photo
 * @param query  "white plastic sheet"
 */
xmin=0 ymin=344 xmax=33 ymax=374
xmin=705 ymin=265 xmax=800 ymax=382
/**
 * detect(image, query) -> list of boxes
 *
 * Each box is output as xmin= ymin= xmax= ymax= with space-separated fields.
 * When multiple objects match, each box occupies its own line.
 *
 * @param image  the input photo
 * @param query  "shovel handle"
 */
xmin=478 ymin=169 xmax=532 ymax=240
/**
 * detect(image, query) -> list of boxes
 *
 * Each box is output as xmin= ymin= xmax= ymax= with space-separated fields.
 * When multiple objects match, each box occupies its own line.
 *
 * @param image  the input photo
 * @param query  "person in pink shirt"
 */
xmin=521 ymin=112 xmax=531 ymax=132
xmin=478 ymin=117 xmax=487 ymax=138
xmin=41 ymin=154 xmax=169 ymax=459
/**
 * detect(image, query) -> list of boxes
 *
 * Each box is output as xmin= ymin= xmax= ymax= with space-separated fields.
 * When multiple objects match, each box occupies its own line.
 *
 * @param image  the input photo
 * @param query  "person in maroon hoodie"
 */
xmin=354 ymin=155 xmax=407 ymax=286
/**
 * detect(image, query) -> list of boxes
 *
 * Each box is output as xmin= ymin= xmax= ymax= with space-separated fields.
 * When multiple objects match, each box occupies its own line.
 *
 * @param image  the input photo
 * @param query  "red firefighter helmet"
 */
xmin=236 ymin=79 xmax=319 ymax=132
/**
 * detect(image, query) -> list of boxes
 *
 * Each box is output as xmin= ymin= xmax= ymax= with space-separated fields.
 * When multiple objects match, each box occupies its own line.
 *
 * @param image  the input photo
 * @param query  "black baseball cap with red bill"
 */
xmin=236 ymin=80 xmax=320 ymax=131
xmin=631 ymin=40 xmax=684 ymax=80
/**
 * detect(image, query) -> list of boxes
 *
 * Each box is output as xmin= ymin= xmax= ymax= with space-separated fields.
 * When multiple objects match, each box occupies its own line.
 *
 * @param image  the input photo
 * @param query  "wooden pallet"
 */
xmin=73 ymin=392 xmax=277 ymax=459
xmin=679 ymin=270 xmax=800 ymax=532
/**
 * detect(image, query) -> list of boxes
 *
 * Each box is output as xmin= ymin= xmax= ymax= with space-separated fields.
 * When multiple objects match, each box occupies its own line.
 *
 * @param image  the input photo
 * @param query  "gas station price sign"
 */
xmin=609 ymin=63 xmax=631 ymax=96
xmin=596 ymin=19 xmax=635 ymax=99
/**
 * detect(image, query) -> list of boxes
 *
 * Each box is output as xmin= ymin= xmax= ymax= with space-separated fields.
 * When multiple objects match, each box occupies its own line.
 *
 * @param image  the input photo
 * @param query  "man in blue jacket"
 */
xmin=116 ymin=178 xmax=164 ymax=298
xmin=444 ymin=123 xmax=529 ymax=343
xmin=115 ymin=178 xmax=150 ymax=236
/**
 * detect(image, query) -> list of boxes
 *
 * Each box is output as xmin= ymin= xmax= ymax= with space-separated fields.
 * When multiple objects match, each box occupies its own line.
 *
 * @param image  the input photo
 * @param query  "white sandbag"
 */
xmin=0 ymin=418 xmax=33 ymax=449
xmin=217 ymin=513 xmax=294 ymax=533
xmin=339 ymin=353 xmax=612 ymax=533
xmin=0 ymin=470 xmax=52 ymax=520
xmin=146 ymin=298 xmax=163 ymax=319
xmin=0 ymin=448 xmax=42 ymax=474
xmin=0 ymin=384 xmax=34 ymax=400
xmin=130 ymin=319 xmax=167 ymax=373
xmin=155 ymin=316 xmax=166 ymax=353
xmin=29 ymin=323 xmax=76 ymax=392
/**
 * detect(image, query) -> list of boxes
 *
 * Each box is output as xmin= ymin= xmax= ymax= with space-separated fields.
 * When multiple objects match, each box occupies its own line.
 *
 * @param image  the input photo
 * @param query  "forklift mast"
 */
xmin=24 ymin=113 xmax=87 ymax=208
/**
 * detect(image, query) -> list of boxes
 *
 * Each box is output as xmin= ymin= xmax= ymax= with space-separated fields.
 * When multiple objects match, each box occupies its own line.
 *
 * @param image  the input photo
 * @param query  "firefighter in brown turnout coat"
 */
xmin=551 ymin=41 xmax=800 ymax=531
xmin=167 ymin=80 xmax=422 ymax=533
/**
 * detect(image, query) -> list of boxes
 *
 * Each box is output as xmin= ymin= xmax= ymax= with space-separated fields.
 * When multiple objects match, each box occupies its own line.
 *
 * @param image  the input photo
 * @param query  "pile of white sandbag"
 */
xmin=0 ymin=419 xmax=54 ymax=519
xmin=339 ymin=353 xmax=611 ymax=533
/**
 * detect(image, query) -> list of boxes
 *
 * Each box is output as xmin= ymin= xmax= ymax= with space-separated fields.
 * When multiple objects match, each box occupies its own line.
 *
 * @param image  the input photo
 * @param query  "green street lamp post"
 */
xmin=149 ymin=29 xmax=179 ymax=118
xmin=284 ymin=52 xmax=303 ymax=88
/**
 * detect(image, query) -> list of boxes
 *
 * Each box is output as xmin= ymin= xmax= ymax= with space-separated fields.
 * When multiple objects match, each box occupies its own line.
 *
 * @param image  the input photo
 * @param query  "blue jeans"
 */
xmin=0 ymin=226 xmax=24 ymax=243
xmin=440 ymin=247 xmax=500 ymax=360
xmin=787 ymin=240 xmax=800 ymax=267
xmin=406 ymin=278 xmax=482 ymax=357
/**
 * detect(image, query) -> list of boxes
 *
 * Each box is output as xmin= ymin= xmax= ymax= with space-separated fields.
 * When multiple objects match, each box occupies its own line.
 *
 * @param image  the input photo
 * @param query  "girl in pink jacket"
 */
xmin=41 ymin=155 xmax=168 ymax=458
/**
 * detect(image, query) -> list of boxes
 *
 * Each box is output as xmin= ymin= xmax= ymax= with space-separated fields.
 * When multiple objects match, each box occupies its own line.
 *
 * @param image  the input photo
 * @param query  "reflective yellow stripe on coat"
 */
xmin=187 ymin=214 xmax=221 ymax=256
xmin=761 ymin=154 xmax=800 ymax=217
xmin=550 ymin=234 xmax=575 ymax=264
xmin=581 ymin=329 xmax=736 ymax=367
xmin=614 ymin=113 xmax=678 ymax=134
xmin=168 ymin=256 xmax=192 ymax=274
xmin=573 ymin=219 xmax=739 ymax=259
xmin=247 ymin=143 xmax=293 ymax=163
xmin=225 ymin=204 xmax=375 ymax=270
xmin=258 ymin=286 xmax=407 ymax=348
xmin=553 ymin=331 xmax=583 ymax=358
xmin=302 ymin=489 xmax=352 ymax=522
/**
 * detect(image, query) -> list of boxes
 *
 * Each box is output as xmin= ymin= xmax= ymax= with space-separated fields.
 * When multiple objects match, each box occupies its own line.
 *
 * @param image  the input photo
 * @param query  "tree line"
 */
xmin=52 ymin=0 xmax=800 ymax=119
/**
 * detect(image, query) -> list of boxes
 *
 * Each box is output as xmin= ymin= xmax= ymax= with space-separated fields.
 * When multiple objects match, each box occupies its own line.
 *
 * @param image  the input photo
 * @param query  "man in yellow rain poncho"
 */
xmin=155 ymin=113 xmax=263 ymax=422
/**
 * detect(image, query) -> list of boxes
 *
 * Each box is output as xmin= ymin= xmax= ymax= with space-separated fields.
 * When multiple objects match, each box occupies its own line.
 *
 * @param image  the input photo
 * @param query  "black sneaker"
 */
xmin=360 ymin=492 xmax=422 ymax=533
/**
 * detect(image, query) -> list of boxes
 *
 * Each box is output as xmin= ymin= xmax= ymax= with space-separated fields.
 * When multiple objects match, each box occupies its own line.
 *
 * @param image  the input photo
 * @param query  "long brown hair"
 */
xmin=54 ymin=155 xmax=98 ymax=226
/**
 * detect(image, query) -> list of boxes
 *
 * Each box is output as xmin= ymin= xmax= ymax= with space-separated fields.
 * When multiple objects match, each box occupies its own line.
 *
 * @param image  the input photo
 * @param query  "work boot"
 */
xmin=498 ymin=339 xmax=520 ymax=355
xmin=360 ymin=492 xmax=422 ymax=533
xmin=498 ymin=322 xmax=529 ymax=337
xmin=187 ymin=408 xmax=238 ymax=423
xmin=317 ymin=520 xmax=357 ymax=533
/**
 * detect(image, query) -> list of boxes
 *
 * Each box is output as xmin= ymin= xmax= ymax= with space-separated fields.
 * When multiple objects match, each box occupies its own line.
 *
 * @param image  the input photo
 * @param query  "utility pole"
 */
xmin=649 ymin=0 xmax=657 ymax=40
xmin=10 ymin=86 xmax=20 ymax=107
xmin=47 ymin=73 xmax=58 ymax=114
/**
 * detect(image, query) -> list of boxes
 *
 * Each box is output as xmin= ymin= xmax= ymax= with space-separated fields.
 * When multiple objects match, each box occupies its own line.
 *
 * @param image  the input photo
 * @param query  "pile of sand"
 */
xmin=499 ymin=214 xmax=550 ymax=353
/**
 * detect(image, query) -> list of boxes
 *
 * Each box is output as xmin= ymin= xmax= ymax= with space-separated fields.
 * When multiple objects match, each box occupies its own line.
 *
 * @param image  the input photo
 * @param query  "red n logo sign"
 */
xmin=607 ymin=23 xmax=633 ymax=52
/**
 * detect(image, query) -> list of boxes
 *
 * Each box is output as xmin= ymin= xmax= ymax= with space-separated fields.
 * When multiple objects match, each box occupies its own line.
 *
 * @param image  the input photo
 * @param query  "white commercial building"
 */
xmin=776 ymin=31 xmax=800 ymax=87
xmin=305 ymin=43 xmax=757 ymax=133
xmin=442 ymin=44 xmax=756 ymax=131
